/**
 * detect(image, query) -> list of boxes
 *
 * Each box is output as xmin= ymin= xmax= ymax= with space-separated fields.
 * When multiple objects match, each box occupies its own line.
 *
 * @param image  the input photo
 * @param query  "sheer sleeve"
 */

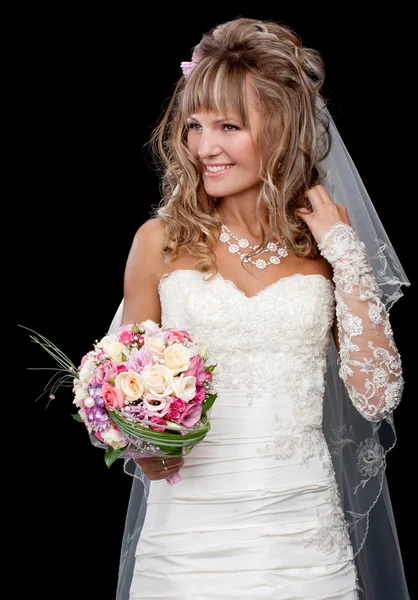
xmin=318 ymin=222 xmax=404 ymax=422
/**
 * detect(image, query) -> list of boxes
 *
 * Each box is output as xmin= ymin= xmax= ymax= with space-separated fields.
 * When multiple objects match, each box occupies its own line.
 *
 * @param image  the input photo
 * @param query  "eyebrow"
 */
xmin=188 ymin=115 xmax=239 ymax=123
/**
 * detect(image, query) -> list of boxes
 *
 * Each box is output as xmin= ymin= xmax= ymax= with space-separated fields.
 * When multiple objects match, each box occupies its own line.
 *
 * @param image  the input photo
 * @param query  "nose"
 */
xmin=197 ymin=130 xmax=222 ymax=160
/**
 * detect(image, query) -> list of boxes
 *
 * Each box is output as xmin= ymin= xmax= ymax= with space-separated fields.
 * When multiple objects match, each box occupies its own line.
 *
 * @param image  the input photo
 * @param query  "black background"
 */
xmin=16 ymin=6 xmax=415 ymax=599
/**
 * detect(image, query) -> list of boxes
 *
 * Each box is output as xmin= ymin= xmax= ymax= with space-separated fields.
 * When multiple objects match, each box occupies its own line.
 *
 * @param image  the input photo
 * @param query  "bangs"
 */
xmin=181 ymin=61 xmax=251 ymax=127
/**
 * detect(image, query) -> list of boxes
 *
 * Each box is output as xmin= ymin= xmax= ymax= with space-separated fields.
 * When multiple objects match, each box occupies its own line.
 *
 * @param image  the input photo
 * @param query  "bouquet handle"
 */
xmin=166 ymin=472 xmax=182 ymax=486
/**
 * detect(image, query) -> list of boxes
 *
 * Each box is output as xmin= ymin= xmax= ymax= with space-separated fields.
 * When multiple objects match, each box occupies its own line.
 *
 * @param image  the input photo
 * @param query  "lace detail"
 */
xmin=318 ymin=223 xmax=404 ymax=422
xmin=257 ymin=417 xmax=327 ymax=467
xmin=306 ymin=452 xmax=352 ymax=562
xmin=157 ymin=266 xmax=402 ymax=562
xmin=159 ymin=271 xmax=335 ymax=395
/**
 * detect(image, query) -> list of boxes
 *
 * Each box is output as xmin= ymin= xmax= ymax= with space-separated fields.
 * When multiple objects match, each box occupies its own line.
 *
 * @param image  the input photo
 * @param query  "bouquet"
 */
xmin=23 ymin=319 xmax=217 ymax=485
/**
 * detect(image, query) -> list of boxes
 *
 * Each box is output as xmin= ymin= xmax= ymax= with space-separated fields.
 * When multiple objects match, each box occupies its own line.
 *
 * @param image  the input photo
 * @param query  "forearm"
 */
xmin=319 ymin=222 xmax=404 ymax=421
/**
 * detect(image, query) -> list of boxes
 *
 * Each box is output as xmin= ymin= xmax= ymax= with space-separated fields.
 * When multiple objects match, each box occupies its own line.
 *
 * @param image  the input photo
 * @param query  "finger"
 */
xmin=315 ymin=185 xmax=334 ymax=205
xmin=155 ymin=466 xmax=182 ymax=480
xmin=148 ymin=455 xmax=180 ymax=465
xmin=294 ymin=208 xmax=313 ymax=223
xmin=337 ymin=204 xmax=351 ymax=225
xmin=305 ymin=186 xmax=325 ymax=208
xmin=156 ymin=462 xmax=183 ymax=479
xmin=156 ymin=457 xmax=184 ymax=472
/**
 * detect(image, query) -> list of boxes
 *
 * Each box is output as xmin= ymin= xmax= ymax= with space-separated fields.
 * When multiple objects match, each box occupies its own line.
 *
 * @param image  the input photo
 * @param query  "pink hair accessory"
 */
xmin=180 ymin=48 xmax=201 ymax=80
xmin=180 ymin=59 xmax=198 ymax=80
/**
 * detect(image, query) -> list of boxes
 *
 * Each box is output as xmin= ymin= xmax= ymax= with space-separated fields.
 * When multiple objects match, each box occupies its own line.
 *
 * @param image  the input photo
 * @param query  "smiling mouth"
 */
xmin=204 ymin=164 xmax=235 ymax=177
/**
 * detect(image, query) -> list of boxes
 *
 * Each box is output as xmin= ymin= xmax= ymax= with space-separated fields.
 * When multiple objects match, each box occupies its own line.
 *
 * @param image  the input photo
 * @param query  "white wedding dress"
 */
xmin=128 ymin=224 xmax=403 ymax=600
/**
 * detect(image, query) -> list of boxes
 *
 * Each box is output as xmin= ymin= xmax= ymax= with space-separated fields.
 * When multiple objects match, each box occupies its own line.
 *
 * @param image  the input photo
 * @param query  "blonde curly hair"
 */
xmin=149 ymin=17 xmax=331 ymax=276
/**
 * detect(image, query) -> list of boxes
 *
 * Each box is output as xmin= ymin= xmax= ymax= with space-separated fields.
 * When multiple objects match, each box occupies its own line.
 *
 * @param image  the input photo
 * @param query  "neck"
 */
xmin=216 ymin=195 xmax=270 ymax=235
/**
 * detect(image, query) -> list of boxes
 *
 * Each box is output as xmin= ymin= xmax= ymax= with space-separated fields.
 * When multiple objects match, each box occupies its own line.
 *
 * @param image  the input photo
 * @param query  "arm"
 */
xmin=122 ymin=217 xmax=168 ymax=326
xmin=320 ymin=222 xmax=404 ymax=422
xmin=120 ymin=217 xmax=184 ymax=480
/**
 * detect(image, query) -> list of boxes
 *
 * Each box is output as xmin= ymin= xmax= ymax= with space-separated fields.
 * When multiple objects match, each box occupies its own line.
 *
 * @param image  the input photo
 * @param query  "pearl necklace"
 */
xmin=219 ymin=223 xmax=289 ymax=270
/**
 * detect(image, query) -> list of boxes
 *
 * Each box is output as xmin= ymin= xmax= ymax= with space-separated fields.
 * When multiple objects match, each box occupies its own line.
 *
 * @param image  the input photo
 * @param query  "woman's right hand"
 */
xmin=134 ymin=456 xmax=184 ymax=480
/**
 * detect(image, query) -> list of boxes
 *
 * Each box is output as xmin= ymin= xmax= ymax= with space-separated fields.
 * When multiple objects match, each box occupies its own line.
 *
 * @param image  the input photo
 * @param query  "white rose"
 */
xmin=164 ymin=343 xmax=192 ymax=375
xmin=115 ymin=370 xmax=146 ymax=402
xmin=143 ymin=334 xmax=166 ymax=356
xmin=99 ymin=334 xmax=128 ymax=365
xmin=140 ymin=365 xmax=174 ymax=397
xmin=79 ymin=357 xmax=96 ymax=384
xmin=73 ymin=385 xmax=87 ymax=407
xmin=139 ymin=319 xmax=160 ymax=332
xmin=171 ymin=374 xmax=196 ymax=402
xmin=101 ymin=426 xmax=128 ymax=450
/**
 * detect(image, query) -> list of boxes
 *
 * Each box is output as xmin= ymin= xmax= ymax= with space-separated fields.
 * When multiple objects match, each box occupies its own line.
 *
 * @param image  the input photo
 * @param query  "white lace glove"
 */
xmin=318 ymin=222 xmax=404 ymax=422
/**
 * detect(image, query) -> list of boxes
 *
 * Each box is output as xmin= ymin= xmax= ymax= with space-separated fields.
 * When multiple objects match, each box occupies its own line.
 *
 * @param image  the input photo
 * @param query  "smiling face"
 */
xmin=186 ymin=82 xmax=264 ymax=202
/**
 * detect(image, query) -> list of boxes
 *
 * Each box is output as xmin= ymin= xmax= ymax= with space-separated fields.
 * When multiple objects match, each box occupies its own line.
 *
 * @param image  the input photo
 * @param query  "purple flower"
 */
xmin=126 ymin=348 xmax=153 ymax=372
xmin=87 ymin=383 xmax=102 ymax=399
xmin=177 ymin=401 xmax=202 ymax=428
xmin=85 ymin=403 xmax=110 ymax=431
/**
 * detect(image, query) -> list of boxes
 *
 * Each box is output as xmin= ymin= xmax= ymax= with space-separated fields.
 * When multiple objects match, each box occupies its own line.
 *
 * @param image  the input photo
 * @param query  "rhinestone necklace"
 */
xmin=219 ymin=222 xmax=289 ymax=270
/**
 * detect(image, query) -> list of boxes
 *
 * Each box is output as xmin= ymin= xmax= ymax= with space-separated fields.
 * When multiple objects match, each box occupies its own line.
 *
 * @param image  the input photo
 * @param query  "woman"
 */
xmin=113 ymin=17 xmax=410 ymax=599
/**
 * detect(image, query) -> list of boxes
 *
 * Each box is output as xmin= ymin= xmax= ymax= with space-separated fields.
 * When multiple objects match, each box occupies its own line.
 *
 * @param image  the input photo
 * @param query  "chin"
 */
xmin=203 ymin=183 xmax=244 ymax=196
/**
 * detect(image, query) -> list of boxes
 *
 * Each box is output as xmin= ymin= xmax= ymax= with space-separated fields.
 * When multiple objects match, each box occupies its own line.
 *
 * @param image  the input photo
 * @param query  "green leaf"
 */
xmin=205 ymin=364 xmax=216 ymax=373
xmin=104 ymin=446 xmax=126 ymax=469
xmin=199 ymin=345 xmax=208 ymax=361
xmin=132 ymin=323 xmax=140 ymax=334
xmin=201 ymin=393 xmax=217 ymax=414
xmin=72 ymin=414 xmax=83 ymax=422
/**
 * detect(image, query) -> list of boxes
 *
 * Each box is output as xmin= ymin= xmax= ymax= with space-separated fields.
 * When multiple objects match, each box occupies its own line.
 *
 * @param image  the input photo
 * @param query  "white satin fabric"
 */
xmin=129 ymin=270 xmax=359 ymax=599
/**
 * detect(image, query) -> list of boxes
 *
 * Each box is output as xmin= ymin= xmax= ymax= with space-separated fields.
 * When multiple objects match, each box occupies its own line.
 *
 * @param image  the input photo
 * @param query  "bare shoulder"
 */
xmin=132 ymin=217 xmax=167 ymax=261
xmin=122 ymin=217 xmax=168 ymax=325
xmin=128 ymin=216 xmax=170 ymax=276
xmin=135 ymin=215 xmax=166 ymax=239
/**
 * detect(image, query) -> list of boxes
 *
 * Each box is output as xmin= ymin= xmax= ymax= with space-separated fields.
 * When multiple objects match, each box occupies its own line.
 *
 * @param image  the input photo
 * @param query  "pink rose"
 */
xmin=101 ymin=382 xmax=125 ymax=410
xmin=163 ymin=328 xmax=193 ymax=344
xmin=119 ymin=330 xmax=135 ymax=346
xmin=172 ymin=398 xmax=186 ymax=412
xmin=184 ymin=354 xmax=206 ymax=385
xmin=166 ymin=407 xmax=180 ymax=420
xmin=165 ymin=398 xmax=186 ymax=421
xmin=150 ymin=416 xmax=167 ymax=432
xmin=194 ymin=386 xmax=206 ymax=403
xmin=94 ymin=360 xmax=119 ymax=383
xmin=178 ymin=401 xmax=202 ymax=428
xmin=116 ymin=364 xmax=127 ymax=373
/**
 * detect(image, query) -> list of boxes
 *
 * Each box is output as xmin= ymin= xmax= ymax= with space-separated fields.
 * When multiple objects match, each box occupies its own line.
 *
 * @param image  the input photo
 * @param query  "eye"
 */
xmin=187 ymin=122 xmax=201 ymax=130
xmin=222 ymin=124 xmax=239 ymax=132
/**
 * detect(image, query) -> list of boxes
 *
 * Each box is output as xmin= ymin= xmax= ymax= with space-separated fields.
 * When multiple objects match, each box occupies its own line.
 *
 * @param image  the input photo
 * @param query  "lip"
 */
xmin=204 ymin=164 xmax=235 ymax=178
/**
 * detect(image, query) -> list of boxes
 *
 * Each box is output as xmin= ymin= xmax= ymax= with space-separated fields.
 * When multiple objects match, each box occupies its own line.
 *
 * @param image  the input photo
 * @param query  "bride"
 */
xmin=113 ymin=17 xmax=410 ymax=600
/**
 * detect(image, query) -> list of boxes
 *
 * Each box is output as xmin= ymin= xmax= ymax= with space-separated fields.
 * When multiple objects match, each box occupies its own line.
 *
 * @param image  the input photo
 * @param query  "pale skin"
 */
xmin=123 ymin=80 xmax=350 ymax=480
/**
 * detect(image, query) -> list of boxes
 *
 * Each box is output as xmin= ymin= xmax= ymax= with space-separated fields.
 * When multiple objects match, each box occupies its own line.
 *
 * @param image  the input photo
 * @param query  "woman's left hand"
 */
xmin=295 ymin=184 xmax=351 ymax=244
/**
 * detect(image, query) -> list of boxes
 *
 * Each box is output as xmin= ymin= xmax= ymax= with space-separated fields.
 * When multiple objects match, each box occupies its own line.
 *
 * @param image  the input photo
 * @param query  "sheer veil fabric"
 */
xmin=109 ymin=104 xmax=410 ymax=599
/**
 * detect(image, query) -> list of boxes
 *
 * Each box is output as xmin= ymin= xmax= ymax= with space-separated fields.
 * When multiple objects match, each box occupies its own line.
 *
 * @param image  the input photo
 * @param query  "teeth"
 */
xmin=206 ymin=164 xmax=234 ymax=173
